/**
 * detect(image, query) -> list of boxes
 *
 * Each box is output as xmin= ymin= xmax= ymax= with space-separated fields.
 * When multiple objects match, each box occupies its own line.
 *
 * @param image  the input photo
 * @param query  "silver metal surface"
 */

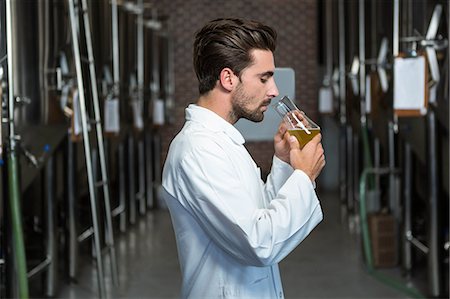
xmin=118 ymin=142 xmax=127 ymax=232
xmin=45 ymin=156 xmax=56 ymax=296
xmin=338 ymin=0 xmax=347 ymax=212
xmin=388 ymin=122 xmax=400 ymax=220
xmin=346 ymin=125 xmax=354 ymax=213
xmin=145 ymin=132 xmax=154 ymax=208
xmin=128 ymin=134 xmax=136 ymax=224
xmin=138 ymin=139 xmax=146 ymax=215
xmin=359 ymin=0 xmax=366 ymax=124
xmin=393 ymin=0 xmax=400 ymax=56
xmin=324 ymin=0 xmax=333 ymax=84
xmin=67 ymin=138 xmax=78 ymax=280
xmin=426 ymin=111 xmax=440 ymax=296
xmin=111 ymin=0 xmax=120 ymax=96
xmin=338 ymin=0 xmax=347 ymax=215
xmin=403 ymin=142 xmax=412 ymax=273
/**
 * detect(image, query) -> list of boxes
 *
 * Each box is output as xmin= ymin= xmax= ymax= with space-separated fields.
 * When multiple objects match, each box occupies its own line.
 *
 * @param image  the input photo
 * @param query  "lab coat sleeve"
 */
xmin=175 ymin=141 xmax=323 ymax=267
xmin=263 ymin=155 xmax=295 ymax=203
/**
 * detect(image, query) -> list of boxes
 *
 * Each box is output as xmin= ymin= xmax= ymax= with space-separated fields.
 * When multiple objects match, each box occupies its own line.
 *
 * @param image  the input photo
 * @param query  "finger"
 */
xmin=274 ymin=123 xmax=288 ymax=142
xmin=288 ymin=135 xmax=300 ymax=151
xmin=311 ymin=133 xmax=322 ymax=144
xmin=278 ymin=122 xmax=288 ymax=135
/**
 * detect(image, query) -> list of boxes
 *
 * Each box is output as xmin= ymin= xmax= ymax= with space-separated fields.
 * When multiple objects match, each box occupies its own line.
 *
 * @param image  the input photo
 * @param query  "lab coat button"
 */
xmin=279 ymin=291 xmax=283 ymax=298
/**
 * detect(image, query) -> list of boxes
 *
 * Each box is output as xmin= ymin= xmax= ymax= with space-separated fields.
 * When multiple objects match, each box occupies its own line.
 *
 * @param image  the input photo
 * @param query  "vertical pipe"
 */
xmin=403 ymin=142 xmax=412 ymax=273
xmin=136 ymin=0 xmax=146 ymax=218
xmin=111 ymin=0 xmax=120 ymax=96
xmin=325 ymin=0 xmax=333 ymax=83
xmin=374 ymin=138 xmax=380 ymax=194
xmin=118 ymin=142 xmax=126 ymax=232
xmin=45 ymin=156 xmax=56 ymax=297
xmin=393 ymin=0 xmax=400 ymax=56
xmin=6 ymin=0 xmax=29 ymax=297
xmin=338 ymin=0 xmax=347 ymax=217
xmin=150 ymin=9 xmax=160 ymax=103
xmin=388 ymin=122 xmax=398 ymax=217
xmin=138 ymin=139 xmax=145 ymax=215
xmin=448 ymin=0 xmax=450 ymax=191
xmin=128 ymin=134 xmax=136 ymax=224
xmin=427 ymin=111 xmax=440 ymax=296
xmin=153 ymin=133 xmax=162 ymax=186
xmin=145 ymin=131 xmax=154 ymax=209
xmin=353 ymin=134 xmax=359 ymax=214
xmin=67 ymin=138 xmax=78 ymax=280
xmin=137 ymin=0 xmax=144 ymax=95
xmin=359 ymin=0 xmax=366 ymax=124
xmin=346 ymin=126 xmax=353 ymax=213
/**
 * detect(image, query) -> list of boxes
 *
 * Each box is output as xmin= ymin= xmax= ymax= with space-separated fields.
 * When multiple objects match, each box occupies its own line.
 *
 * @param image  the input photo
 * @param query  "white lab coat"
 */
xmin=162 ymin=104 xmax=323 ymax=299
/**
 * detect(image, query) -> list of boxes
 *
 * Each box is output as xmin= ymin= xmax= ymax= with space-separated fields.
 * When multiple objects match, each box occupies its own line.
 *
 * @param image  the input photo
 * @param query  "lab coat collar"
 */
xmin=185 ymin=104 xmax=245 ymax=145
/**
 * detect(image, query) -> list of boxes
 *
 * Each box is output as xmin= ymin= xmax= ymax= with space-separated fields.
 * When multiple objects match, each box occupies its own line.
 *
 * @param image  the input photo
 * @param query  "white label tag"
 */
xmin=73 ymin=90 xmax=82 ymax=136
xmin=132 ymin=100 xmax=144 ymax=130
xmin=153 ymin=99 xmax=165 ymax=125
xmin=104 ymin=98 xmax=120 ymax=133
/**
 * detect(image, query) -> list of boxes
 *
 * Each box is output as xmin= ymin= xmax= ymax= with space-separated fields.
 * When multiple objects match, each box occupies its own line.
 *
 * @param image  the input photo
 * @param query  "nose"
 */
xmin=268 ymin=78 xmax=279 ymax=98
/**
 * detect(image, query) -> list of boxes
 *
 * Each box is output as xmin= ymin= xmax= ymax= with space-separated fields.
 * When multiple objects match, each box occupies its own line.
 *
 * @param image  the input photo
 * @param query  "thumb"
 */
xmin=289 ymin=135 xmax=300 ymax=151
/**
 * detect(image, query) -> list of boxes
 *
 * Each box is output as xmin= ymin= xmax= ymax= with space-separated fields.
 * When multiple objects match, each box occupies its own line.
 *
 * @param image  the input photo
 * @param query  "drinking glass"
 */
xmin=273 ymin=96 xmax=321 ymax=148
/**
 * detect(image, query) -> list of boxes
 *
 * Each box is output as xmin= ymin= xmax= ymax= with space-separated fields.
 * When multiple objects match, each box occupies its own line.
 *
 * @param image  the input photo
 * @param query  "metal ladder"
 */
xmin=67 ymin=0 xmax=118 ymax=297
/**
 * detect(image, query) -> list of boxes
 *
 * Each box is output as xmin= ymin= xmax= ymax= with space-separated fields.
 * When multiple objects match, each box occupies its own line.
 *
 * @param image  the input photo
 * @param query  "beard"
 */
xmin=230 ymin=83 xmax=267 ymax=123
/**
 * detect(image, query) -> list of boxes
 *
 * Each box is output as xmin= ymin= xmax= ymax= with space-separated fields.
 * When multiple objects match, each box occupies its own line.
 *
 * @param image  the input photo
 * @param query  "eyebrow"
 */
xmin=258 ymin=71 xmax=274 ymax=78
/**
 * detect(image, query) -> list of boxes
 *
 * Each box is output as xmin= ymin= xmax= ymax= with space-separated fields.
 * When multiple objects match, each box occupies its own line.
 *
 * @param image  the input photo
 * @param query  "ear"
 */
xmin=219 ymin=68 xmax=236 ymax=92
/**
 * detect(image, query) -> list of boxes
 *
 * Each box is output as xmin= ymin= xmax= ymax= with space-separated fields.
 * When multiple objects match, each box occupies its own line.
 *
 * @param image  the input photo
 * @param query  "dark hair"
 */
xmin=193 ymin=18 xmax=277 ymax=95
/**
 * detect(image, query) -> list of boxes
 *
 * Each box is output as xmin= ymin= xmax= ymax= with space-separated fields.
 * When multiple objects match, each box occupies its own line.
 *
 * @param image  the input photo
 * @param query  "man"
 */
xmin=162 ymin=18 xmax=325 ymax=298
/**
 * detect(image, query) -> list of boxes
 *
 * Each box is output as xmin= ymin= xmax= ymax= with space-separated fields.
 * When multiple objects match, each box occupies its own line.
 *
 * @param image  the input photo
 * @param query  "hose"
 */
xmin=360 ymin=168 xmax=424 ymax=299
xmin=7 ymin=151 xmax=29 ymax=299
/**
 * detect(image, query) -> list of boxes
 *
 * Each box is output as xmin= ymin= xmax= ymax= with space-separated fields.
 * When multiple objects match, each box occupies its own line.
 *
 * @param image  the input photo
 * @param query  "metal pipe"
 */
xmin=118 ymin=142 xmax=127 ymax=231
xmin=137 ymin=0 xmax=144 ymax=96
xmin=145 ymin=132 xmax=154 ymax=209
xmin=374 ymin=138 xmax=380 ymax=193
xmin=325 ymin=0 xmax=333 ymax=83
xmin=138 ymin=139 xmax=145 ymax=215
xmin=45 ymin=156 xmax=56 ymax=296
xmin=338 ymin=0 xmax=346 ymax=125
xmin=359 ymin=0 xmax=366 ymax=124
xmin=338 ymin=0 xmax=347 ymax=218
xmin=388 ymin=122 xmax=400 ymax=220
xmin=67 ymin=138 xmax=78 ymax=280
xmin=403 ymin=142 xmax=412 ymax=273
xmin=393 ymin=0 xmax=400 ymax=56
xmin=26 ymin=258 xmax=51 ymax=279
xmin=128 ymin=134 xmax=136 ymax=224
xmin=406 ymin=233 xmax=429 ymax=254
xmin=150 ymin=8 xmax=160 ymax=102
xmin=346 ymin=125 xmax=353 ymax=213
xmin=427 ymin=110 xmax=440 ymax=296
xmin=6 ymin=0 xmax=29 ymax=296
xmin=111 ymin=0 xmax=120 ymax=96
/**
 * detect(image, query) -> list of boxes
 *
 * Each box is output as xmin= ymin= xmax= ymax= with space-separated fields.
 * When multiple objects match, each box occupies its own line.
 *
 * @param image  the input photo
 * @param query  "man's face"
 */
xmin=230 ymin=49 xmax=279 ymax=123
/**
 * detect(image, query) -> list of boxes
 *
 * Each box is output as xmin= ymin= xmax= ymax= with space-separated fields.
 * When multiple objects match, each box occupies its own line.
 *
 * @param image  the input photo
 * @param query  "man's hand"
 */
xmin=288 ymin=133 xmax=325 ymax=181
xmin=274 ymin=122 xmax=291 ymax=164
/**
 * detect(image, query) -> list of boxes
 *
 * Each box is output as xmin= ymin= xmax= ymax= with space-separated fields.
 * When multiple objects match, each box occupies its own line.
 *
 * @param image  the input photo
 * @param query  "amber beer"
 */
xmin=288 ymin=128 xmax=321 ymax=149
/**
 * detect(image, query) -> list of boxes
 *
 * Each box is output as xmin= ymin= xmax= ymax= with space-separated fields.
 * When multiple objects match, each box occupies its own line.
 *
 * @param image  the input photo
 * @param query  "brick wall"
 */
xmin=154 ymin=0 xmax=319 ymax=178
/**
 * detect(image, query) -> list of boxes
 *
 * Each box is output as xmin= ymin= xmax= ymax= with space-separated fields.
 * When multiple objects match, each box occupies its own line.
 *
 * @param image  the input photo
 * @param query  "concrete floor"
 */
xmin=57 ymin=190 xmax=419 ymax=299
